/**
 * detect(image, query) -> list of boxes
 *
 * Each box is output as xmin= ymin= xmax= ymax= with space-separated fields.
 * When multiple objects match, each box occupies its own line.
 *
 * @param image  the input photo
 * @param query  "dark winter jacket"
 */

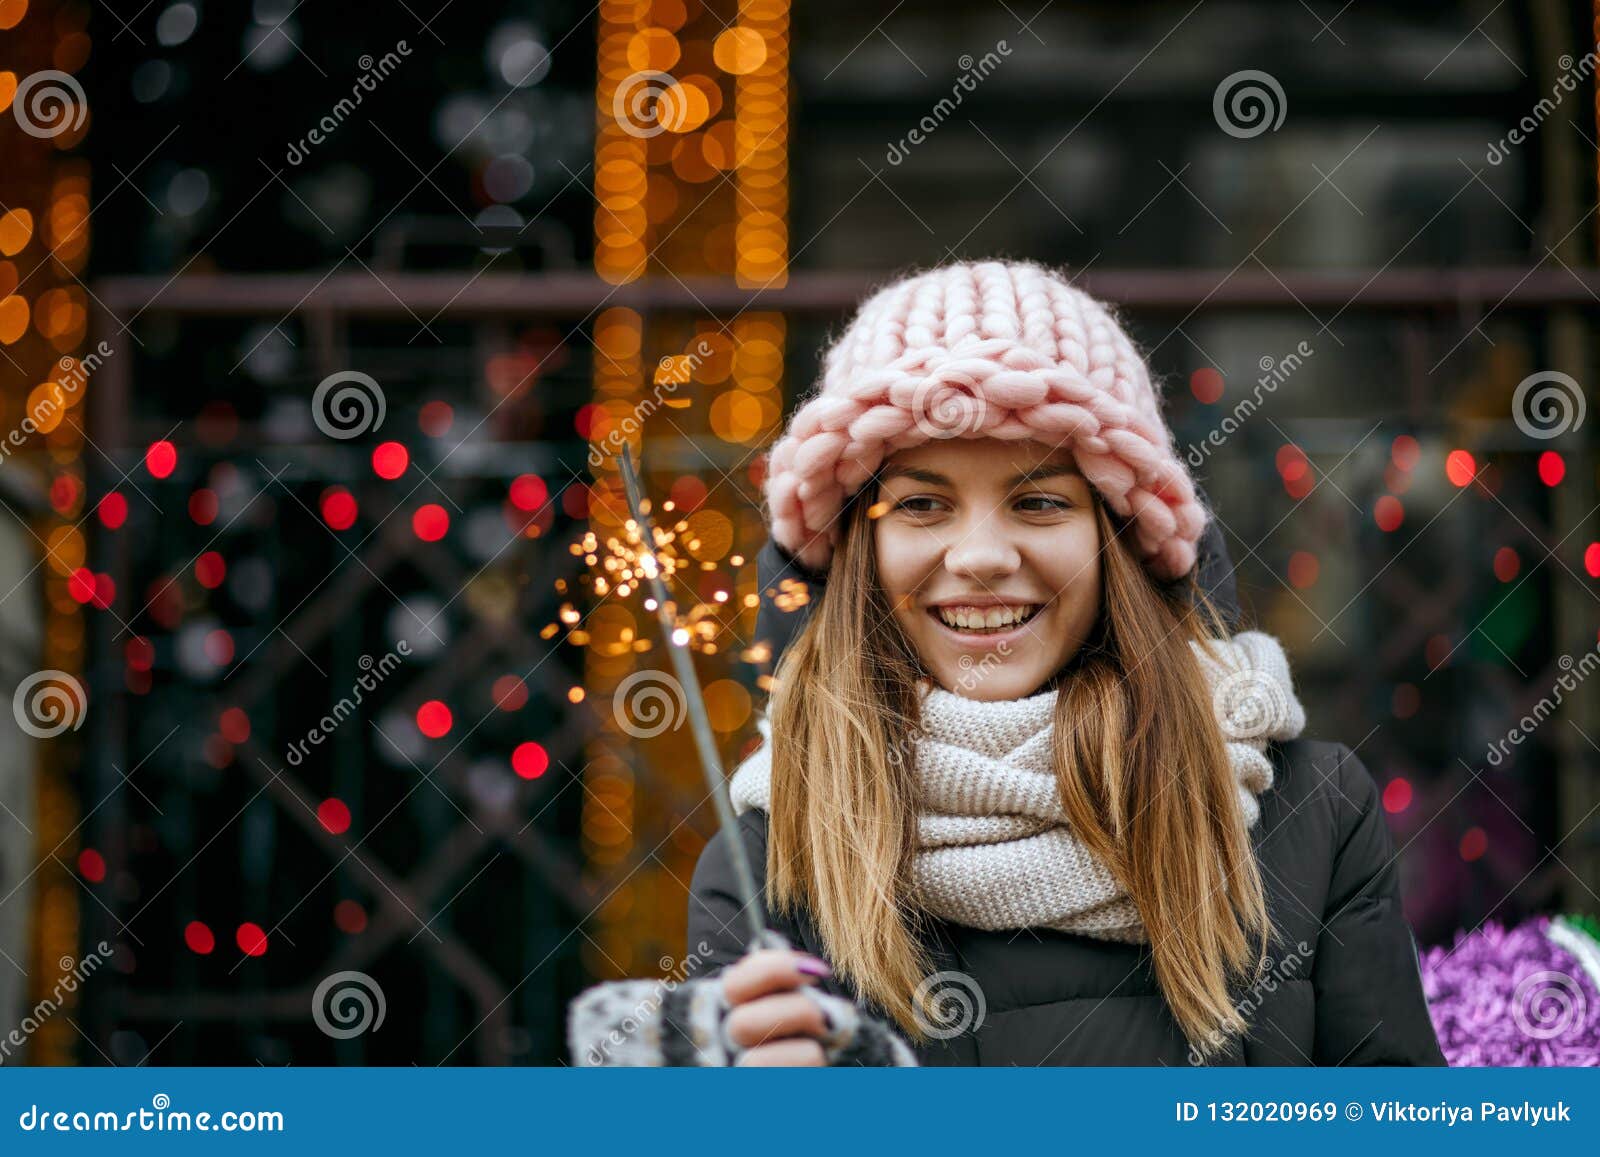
xmin=688 ymin=519 xmax=1447 ymax=1066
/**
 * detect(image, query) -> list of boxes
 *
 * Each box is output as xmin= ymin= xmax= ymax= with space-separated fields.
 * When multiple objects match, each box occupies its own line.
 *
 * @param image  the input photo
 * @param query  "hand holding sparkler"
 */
xmin=563 ymin=448 xmax=918 ymax=1067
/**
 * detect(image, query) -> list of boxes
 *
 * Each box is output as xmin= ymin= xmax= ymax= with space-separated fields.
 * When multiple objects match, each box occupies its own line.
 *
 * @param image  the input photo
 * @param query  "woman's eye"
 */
xmin=895 ymin=496 xmax=944 ymax=514
xmin=1016 ymin=494 xmax=1072 ymax=513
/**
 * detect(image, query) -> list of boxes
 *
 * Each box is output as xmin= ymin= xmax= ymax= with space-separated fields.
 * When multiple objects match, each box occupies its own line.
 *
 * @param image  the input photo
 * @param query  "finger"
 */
xmin=726 ymin=991 xmax=831 ymax=1048
xmin=720 ymin=948 xmax=831 ymax=1006
xmin=734 ymin=1037 xmax=827 ymax=1067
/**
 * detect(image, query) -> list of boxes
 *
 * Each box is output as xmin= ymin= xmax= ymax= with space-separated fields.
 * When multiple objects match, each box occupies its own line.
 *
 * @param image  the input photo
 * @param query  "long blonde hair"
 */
xmin=764 ymin=481 xmax=1276 ymax=1059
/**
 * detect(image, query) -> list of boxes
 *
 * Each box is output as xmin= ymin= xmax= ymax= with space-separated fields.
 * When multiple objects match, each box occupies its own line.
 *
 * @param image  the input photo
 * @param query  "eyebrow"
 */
xmin=879 ymin=462 xmax=1084 ymax=488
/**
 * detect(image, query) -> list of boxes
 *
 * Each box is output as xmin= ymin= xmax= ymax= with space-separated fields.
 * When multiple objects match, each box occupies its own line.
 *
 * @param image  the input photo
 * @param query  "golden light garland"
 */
xmin=586 ymin=0 xmax=791 ymax=980
xmin=1 ymin=0 xmax=91 ymax=1066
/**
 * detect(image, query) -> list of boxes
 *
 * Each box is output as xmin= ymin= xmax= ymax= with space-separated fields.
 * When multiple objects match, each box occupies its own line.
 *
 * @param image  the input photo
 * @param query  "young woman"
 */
xmin=688 ymin=259 xmax=1446 ymax=1067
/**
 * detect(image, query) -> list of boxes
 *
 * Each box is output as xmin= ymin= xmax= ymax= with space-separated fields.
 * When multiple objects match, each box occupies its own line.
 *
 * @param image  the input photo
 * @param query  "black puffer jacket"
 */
xmin=688 ymin=521 xmax=1447 ymax=1066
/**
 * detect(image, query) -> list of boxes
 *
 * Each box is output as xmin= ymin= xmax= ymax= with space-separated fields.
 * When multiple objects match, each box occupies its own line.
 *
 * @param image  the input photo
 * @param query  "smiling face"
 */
xmin=871 ymin=437 xmax=1105 ymax=701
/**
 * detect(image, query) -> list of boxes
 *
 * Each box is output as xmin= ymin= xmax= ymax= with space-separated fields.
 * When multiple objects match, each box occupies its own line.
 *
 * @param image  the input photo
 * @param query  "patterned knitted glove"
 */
xmin=568 ymin=974 xmax=920 ymax=1066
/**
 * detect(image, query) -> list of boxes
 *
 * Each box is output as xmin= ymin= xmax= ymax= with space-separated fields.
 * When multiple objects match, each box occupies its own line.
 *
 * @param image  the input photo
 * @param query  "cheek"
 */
xmin=873 ymin=522 xmax=931 ymax=598
xmin=1037 ymin=525 xmax=1103 ymax=602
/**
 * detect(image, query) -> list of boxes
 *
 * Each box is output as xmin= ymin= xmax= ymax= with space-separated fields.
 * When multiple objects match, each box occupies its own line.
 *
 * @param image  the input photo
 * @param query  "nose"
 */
xmin=942 ymin=527 xmax=1021 ymax=581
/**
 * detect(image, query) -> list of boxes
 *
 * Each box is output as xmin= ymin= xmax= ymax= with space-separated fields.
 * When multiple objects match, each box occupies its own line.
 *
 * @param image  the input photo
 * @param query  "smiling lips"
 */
xmin=929 ymin=603 xmax=1042 ymax=633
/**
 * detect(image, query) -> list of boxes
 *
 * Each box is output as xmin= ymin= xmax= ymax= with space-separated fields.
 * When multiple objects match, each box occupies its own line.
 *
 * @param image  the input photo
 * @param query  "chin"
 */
xmin=929 ymin=658 xmax=1053 ymax=701
xmin=950 ymin=679 xmax=1030 ymax=702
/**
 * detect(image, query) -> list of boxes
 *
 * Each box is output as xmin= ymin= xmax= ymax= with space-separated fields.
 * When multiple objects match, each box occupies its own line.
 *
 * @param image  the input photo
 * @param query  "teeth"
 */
xmin=935 ymin=604 xmax=1039 ymax=630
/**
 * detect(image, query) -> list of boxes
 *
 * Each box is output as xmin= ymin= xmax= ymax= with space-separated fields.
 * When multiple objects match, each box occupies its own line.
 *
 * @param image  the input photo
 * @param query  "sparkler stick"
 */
xmin=613 ymin=445 xmax=775 ymax=951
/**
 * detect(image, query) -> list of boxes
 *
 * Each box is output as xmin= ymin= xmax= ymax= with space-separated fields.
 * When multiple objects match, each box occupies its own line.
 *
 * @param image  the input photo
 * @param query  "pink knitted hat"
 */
xmin=761 ymin=259 xmax=1210 ymax=582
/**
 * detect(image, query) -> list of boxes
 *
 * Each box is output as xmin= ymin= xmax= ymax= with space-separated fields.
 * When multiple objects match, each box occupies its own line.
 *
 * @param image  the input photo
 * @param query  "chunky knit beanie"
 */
xmin=762 ymin=259 xmax=1209 ymax=582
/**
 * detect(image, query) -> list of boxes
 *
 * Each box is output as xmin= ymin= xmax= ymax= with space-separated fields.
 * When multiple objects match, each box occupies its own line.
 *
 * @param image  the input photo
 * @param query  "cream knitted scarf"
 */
xmin=728 ymin=631 xmax=1306 ymax=945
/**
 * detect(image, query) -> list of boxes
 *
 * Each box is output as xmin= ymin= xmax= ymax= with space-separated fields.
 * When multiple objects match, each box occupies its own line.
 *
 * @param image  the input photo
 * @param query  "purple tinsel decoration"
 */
xmin=1420 ymin=916 xmax=1600 ymax=1066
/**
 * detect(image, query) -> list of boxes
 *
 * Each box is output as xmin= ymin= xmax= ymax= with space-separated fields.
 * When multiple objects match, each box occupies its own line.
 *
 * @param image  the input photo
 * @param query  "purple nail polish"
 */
xmin=797 ymin=957 xmax=832 ymax=977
